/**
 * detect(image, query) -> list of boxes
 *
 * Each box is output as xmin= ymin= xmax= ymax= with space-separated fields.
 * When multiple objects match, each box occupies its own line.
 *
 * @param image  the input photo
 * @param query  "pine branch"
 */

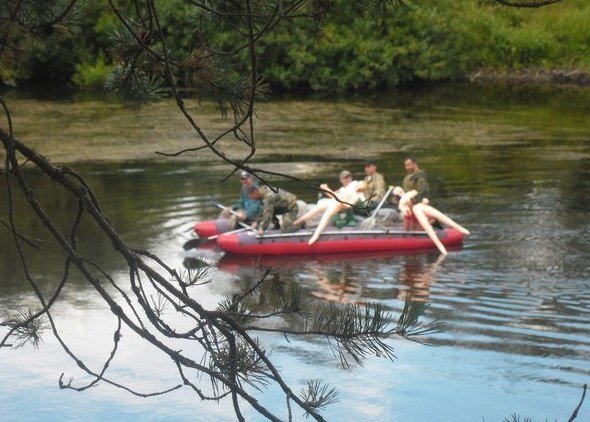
xmin=208 ymin=338 xmax=272 ymax=391
xmin=364 ymin=0 xmax=409 ymax=16
xmin=396 ymin=299 xmax=444 ymax=343
xmin=2 ymin=309 xmax=49 ymax=348
xmin=104 ymin=63 xmax=167 ymax=108
xmin=299 ymin=380 xmax=339 ymax=416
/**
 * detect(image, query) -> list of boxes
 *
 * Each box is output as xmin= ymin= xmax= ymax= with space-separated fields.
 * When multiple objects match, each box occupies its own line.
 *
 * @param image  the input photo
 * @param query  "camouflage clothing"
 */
xmin=403 ymin=169 xmax=430 ymax=203
xmin=257 ymin=186 xmax=299 ymax=232
xmin=364 ymin=171 xmax=386 ymax=203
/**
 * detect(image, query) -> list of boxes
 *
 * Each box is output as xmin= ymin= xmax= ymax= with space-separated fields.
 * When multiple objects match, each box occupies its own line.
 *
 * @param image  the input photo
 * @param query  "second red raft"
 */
xmin=194 ymin=218 xmax=233 ymax=237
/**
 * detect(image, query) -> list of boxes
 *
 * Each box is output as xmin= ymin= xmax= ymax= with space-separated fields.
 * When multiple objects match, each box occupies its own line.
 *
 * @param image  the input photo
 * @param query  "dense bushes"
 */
xmin=3 ymin=0 xmax=590 ymax=93
xmin=254 ymin=0 xmax=590 ymax=92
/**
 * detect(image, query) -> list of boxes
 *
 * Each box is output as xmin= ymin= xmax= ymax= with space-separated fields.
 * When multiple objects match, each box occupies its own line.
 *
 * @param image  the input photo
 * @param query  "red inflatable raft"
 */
xmin=194 ymin=218 xmax=233 ymax=237
xmin=216 ymin=227 xmax=464 ymax=256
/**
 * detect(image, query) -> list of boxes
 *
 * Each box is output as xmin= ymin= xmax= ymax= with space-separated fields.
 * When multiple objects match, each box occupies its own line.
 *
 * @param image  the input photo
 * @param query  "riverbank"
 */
xmin=1 ymin=81 xmax=589 ymax=168
xmin=468 ymin=69 xmax=590 ymax=87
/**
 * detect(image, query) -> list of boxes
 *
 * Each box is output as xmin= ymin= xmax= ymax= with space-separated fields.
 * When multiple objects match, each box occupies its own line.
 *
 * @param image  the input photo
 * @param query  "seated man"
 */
xmin=359 ymin=160 xmax=387 ymax=214
xmin=247 ymin=185 xmax=300 ymax=235
xmin=402 ymin=156 xmax=429 ymax=204
xmin=219 ymin=171 xmax=261 ymax=229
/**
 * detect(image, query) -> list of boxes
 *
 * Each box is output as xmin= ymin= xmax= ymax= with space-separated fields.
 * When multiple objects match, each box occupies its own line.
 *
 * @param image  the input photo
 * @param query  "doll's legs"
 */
xmin=412 ymin=204 xmax=448 ymax=255
xmin=418 ymin=204 xmax=470 ymax=235
xmin=308 ymin=201 xmax=346 ymax=245
xmin=294 ymin=200 xmax=329 ymax=226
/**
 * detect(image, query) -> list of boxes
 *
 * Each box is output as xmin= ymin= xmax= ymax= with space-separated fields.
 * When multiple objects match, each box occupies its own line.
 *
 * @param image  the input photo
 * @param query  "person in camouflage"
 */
xmin=352 ymin=160 xmax=387 ymax=216
xmin=247 ymin=185 xmax=300 ymax=234
xmin=363 ymin=160 xmax=387 ymax=208
xmin=402 ymin=156 xmax=430 ymax=204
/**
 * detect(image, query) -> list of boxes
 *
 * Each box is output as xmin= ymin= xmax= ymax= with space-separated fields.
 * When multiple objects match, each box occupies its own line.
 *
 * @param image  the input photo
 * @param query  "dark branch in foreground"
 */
xmin=0 ymin=0 xmax=569 ymax=420
xmin=493 ymin=0 xmax=562 ymax=7
xmin=568 ymin=384 xmax=587 ymax=422
xmin=1 ymin=127 xmax=439 ymax=420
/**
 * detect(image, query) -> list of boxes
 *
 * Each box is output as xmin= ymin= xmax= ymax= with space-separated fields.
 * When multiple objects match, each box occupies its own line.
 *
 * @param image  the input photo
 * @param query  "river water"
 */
xmin=1 ymin=85 xmax=590 ymax=421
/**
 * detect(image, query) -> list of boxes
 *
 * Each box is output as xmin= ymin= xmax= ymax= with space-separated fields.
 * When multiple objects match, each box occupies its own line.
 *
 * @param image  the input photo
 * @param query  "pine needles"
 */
xmin=2 ymin=309 xmax=49 ymax=348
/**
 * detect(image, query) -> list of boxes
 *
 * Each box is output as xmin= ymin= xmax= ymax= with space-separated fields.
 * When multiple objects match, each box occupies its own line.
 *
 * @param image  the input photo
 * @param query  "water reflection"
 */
xmin=3 ymin=89 xmax=590 ymax=421
xmin=218 ymin=253 xmax=367 ymax=304
xmin=215 ymin=251 xmax=451 ymax=306
xmin=397 ymin=254 xmax=446 ymax=302
xmin=310 ymin=265 xmax=361 ymax=304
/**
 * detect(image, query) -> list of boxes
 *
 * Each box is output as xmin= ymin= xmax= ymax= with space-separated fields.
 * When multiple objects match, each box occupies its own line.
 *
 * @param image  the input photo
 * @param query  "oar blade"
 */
xmin=359 ymin=217 xmax=376 ymax=230
xmin=182 ymin=237 xmax=210 ymax=250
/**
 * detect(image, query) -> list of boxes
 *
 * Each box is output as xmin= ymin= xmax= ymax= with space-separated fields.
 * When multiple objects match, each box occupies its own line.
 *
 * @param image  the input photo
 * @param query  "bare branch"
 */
xmin=493 ymin=0 xmax=563 ymax=7
xmin=568 ymin=384 xmax=588 ymax=422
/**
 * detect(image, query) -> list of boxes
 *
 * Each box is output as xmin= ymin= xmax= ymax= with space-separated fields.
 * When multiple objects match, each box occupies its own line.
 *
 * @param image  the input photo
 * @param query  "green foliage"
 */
xmin=3 ymin=0 xmax=590 ymax=92
xmin=104 ymin=64 xmax=166 ymax=108
xmin=72 ymin=54 xmax=113 ymax=89
xmin=151 ymin=0 xmax=199 ymax=62
xmin=251 ymin=0 xmax=590 ymax=92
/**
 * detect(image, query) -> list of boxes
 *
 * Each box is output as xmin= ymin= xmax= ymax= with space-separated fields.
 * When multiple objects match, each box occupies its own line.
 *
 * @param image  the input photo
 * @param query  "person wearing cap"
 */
xmin=361 ymin=160 xmax=387 ymax=213
xmin=294 ymin=171 xmax=368 ymax=245
xmin=219 ymin=171 xmax=261 ymax=229
xmin=324 ymin=170 xmax=354 ymax=198
xmin=297 ymin=170 xmax=355 ymax=217
xmin=294 ymin=170 xmax=356 ymax=230
xmin=246 ymin=185 xmax=300 ymax=234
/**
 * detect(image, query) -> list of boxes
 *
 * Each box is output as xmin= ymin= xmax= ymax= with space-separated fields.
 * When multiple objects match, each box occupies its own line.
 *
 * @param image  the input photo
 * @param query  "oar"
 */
xmin=210 ymin=199 xmax=238 ymax=216
xmin=209 ymin=199 xmax=257 ymax=230
xmin=183 ymin=200 xmax=256 ymax=250
xmin=360 ymin=185 xmax=394 ymax=230
xmin=183 ymin=226 xmax=252 ymax=250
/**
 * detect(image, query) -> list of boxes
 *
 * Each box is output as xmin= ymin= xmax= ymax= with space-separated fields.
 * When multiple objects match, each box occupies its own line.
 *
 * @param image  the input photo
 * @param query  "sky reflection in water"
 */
xmin=1 ymin=90 xmax=590 ymax=421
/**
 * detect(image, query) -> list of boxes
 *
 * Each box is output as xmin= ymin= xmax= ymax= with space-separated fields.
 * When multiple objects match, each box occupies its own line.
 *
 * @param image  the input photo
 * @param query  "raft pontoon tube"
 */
xmin=216 ymin=227 xmax=464 ymax=256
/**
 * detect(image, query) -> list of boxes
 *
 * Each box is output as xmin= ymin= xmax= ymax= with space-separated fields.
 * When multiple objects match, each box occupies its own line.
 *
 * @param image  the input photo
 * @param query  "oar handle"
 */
xmin=369 ymin=185 xmax=394 ymax=218
xmin=210 ymin=199 xmax=256 ymax=231
xmin=211 ymin=200 xmax=237 ymax=215
xmin=208 ymin=226 xmax=250 ymax=240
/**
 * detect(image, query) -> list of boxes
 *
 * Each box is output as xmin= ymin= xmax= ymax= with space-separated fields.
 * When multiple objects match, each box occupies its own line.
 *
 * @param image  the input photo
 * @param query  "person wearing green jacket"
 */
xmin=402 ymin=156 xmax=430 ymax=204
xmin=247 ymin=185 xmax=300 ymax=234
xmin=363 ymin=159 xmax=387 ymax=210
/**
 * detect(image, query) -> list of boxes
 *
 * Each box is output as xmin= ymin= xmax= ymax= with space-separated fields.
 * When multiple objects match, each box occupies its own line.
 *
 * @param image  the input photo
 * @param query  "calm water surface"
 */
xmin=1 ymin=86 xmax=590 ymax=421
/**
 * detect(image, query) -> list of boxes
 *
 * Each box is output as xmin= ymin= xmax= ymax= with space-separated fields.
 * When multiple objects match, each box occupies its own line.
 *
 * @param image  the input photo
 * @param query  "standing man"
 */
xmin=402 ymin=156 xmax=430 ymax=204
xmin=220 ymin=171 xmax=261 ymax=229
xmin=362 ymin=160 xmax=386 ymax=212
xmin=246 ymin=185 xmax=300 ymax=234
